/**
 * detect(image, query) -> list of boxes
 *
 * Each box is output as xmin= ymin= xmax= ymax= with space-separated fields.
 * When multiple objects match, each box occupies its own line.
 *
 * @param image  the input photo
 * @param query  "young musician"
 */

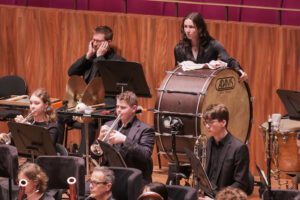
xmin=198 ymin=104 xmax=251 ymax=200
xmin=17 ymin=162 xmax=54 ymax=200
xmin=14 ymin=88 xmax=61 ymax=146
xmin=68 ymin=25 xmax=125 ymax=85
xmin=87 ymin=167 xmax=115 ymax=200
xmin=97 ymin=91 xmax=155 ymax=185
xmin=174 ymin=12 xmax=248 ymax=82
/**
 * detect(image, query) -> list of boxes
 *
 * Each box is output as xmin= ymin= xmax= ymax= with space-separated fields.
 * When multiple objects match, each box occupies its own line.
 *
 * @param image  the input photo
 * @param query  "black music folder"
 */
xmin=184 ymin=148 xmax=216 ymax=198
xmin=97 ymin=61 xmax=151 ymax=98
xmin=8 ymin=122 xmax=56 ymax=158
xmin=277 ymin=89 xmax=300 ymax=120
xmin=98 ymin=140 xmax=127 ymax=168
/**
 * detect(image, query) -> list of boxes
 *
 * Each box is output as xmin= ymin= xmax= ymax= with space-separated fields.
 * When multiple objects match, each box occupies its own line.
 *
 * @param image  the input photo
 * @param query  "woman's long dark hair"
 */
xmin=179 ymin=12 xmax=213 ymax=58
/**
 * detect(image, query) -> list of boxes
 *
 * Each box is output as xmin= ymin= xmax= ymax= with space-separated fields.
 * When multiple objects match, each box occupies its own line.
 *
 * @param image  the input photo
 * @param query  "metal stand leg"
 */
xmin=84 ymin=123 xmax=90 ymax=176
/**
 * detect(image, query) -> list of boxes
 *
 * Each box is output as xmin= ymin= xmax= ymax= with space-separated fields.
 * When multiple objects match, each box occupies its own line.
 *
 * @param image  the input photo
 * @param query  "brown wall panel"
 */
xmin=1 ymin=5 xmax=300 ymax=175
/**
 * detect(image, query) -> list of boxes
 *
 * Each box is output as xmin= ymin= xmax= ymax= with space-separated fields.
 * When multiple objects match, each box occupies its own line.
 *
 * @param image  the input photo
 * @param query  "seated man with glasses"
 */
xmin=199 ymin=104 xmax=250 ymax=200
xmin=68 ymin=25 xmax=125 ymax=85
xmin=87 ymin=166 xmax=115 ymax=200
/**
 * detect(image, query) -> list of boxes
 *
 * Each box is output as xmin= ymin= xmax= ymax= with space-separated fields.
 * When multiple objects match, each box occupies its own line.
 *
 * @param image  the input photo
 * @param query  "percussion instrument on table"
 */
xmin=155 ymin=66 xmax=252 ymax=163
xmin=260 ymin=118 xmax=300 ymax=173
xmin=0 ymin=95 xmax=61 ymax=109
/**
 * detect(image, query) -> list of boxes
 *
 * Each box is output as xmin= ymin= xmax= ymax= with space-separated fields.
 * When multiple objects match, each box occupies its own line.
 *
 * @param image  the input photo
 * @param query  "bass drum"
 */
xmin=154 ymin=66 xmax=252 ymax=163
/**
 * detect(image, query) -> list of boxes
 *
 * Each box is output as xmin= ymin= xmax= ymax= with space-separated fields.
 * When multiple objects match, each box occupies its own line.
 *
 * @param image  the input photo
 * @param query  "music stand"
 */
xmin=98 ymin=140 xmax=127 ymax=167
xmin=97 ymin=61 xmax=151 ymax=98
xmin=277 ymin=89 xmax=300 ymax=120
xmin=8 ymin=122 xmax=56 ymax=160
xmin=184 ymin=148 xmax=216 ymax=198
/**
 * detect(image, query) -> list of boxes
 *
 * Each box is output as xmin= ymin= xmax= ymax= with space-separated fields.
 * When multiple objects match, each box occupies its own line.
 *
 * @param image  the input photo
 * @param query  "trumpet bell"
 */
xmin=0 ymin=133 xmax=11 ymax=145
xmin=90 ymin=144 xmax=103 ymax=157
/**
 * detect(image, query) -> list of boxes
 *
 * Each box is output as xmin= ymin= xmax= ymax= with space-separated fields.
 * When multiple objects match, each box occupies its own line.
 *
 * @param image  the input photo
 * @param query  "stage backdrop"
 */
xmin=0 ymin=5 xmax=299 ymax=175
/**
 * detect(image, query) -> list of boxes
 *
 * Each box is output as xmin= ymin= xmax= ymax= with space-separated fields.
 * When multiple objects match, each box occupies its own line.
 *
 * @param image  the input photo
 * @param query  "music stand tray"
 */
xmin=184 ymin=148 xmax=216 ymax=198
xmin=277 ymin=89 xmax=300 ymax=120
xmin=97 ymin=61 xmax=151 ymax=98
xmin=98 ymin=140 xmax=127 ymax=168
xmin=8 ymin=122 xmax=56 ymax=158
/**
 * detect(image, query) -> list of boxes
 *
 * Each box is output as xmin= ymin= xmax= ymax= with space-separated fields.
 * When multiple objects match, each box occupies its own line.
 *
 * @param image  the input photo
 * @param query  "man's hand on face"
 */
xmin=96 ymin=41 xmax=109 ymax=57
xmin=86 ymin=40 xmax=96 ymax=60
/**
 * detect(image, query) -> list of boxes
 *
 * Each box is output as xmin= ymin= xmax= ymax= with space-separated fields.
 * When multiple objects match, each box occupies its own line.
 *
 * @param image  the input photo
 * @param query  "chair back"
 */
xmin=36 ymin=156 xmax=85 ymax=197
xmin=166 ymin=185 xmax=198 ymax=200
xmin=0 ymin=145 xmax=19 ymax=200
xmin=0 ymin=145 xmax=19 ymax=180
xmin=0 ymin=75 xmax=27 ymax=97
xmin=109 ymin=167 xmax=143 ymax=200
xmin=263 ymin=189 xmax=300 ymax=200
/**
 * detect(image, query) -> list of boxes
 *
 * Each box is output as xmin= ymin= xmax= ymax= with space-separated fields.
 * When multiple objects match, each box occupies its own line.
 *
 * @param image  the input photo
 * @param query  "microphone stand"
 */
xmin=170 ymin=118 xmax=183 ymax=185
xmin=267 ymin=117 xmax=273 ymax=200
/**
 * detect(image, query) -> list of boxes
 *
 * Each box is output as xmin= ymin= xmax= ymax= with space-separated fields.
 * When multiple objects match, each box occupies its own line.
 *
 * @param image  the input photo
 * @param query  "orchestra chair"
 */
xmin=0 ymin=75 xmax=27 ymax=121
xmin=109 ymin=167 xmax=143 ymax=200
xmin=36 ymin=155 xmax=85 ymax=200
xmin=0 ymin=145 xmax=19 ymax=200
xmin=262 ymin=189 xmax=300 ymax=200
xmin=166 ymin=185 xmax=198 ymax=200
xmin=0 ymin=75 xmax=27 ymax=97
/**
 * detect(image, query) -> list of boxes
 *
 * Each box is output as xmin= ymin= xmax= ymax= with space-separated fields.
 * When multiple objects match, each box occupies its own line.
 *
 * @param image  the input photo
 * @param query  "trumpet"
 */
xmin=102 ymin=114 xmax=123 ymax=142
xmin=67 ymin=177 xmax=77 ymax=200
xmin=20 ymin=110 xmax=35 ymax=123
xmin=0 ymin=133 xmax=11 ymax=144
xmin=90 ymin=107 xmax=145 ymax=159
xmin=90 ymin=114 xmax=123 ymax=159
xmin=18 ymin=179 xmax=28 ymax=200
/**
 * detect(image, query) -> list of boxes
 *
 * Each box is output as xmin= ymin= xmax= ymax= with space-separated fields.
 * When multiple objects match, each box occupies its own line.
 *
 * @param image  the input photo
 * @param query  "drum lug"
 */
xmin=250 ymin=96 xmax=255 ymax=102
xmin=282 ymin=135 xmax=288 ymax=143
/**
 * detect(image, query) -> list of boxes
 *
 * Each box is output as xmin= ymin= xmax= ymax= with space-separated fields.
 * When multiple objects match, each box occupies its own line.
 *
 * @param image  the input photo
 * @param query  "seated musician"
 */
xmin=59 ymin=25 xmax=126 ymax=154
xmin=14 ymin=88 xmax=61 ymax=146
xmin=96 ymin=91 xmax=155 ymax=185
xmin=174 ymin=12 xmax=248 ymax=82
xmin=215 ymin=187 xmax=247 ymax=200
xmin=87 ymin=166 xmax=115 ymax=200
xmin=138 ymin=182 xmax=168 ymax=200
xmin=198 ymin=104 xmax=251 ymax=200
xmin=18 ymin=162 xmax=54 ymax=200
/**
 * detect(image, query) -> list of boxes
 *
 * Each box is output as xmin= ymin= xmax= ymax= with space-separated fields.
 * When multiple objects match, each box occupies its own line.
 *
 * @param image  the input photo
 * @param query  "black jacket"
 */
xmin=206 ymin=132 xmax=250 ymax=193
xmin=174 ymin=39 xmax=242 ymax=72
xmin=68 ymin=48 xmax=125 ymax=84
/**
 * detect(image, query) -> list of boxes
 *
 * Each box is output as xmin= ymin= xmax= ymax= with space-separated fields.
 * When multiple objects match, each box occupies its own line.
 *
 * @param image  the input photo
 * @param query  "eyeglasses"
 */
xmin=90 ymin=180 xmax=107 ymax=186
xmin=92 ymin=39 xmax=106 ymax=43
xmin=203 ymin=119 xmax=219 ymax=126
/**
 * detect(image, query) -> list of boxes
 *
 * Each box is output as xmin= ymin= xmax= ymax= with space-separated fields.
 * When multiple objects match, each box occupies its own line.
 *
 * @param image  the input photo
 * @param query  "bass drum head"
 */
xmin=201 ymin=69 xmax=252 ymax=143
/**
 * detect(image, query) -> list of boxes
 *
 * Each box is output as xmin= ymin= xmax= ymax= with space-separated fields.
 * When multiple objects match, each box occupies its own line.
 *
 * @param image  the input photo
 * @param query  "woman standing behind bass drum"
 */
xmin=174 ymin=12 xmax=248 ymax=82
xmin=14 ymin=88 xmax=61 ymax=146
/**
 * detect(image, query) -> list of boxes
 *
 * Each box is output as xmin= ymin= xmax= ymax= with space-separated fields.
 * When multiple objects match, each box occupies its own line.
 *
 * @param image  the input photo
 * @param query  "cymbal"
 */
xmin=81 ymin=77 xmax=105 ymax=106
xmin=66 ymin=76 xmax=87 ymax=108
